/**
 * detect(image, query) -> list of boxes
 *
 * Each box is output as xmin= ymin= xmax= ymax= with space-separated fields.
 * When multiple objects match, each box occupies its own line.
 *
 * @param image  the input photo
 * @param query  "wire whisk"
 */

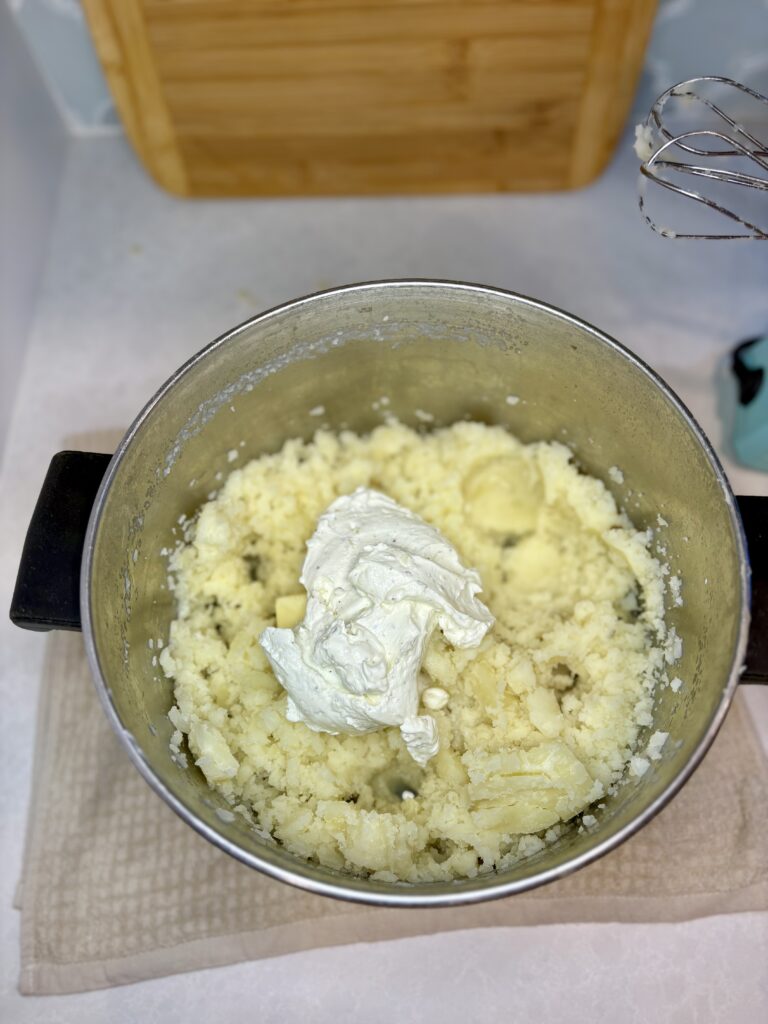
xmin=636 ymin=76 xmax=768 ymax=239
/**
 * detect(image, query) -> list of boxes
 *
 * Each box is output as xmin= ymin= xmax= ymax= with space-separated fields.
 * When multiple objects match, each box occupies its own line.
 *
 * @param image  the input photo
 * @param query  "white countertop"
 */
xmin=1 ymin=132 xmax=766 ymax=1022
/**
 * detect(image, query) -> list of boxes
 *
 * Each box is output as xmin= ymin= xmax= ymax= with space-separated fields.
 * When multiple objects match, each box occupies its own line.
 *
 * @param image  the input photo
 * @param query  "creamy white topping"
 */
xmin=422 ymin=686 xmax=450 ymax=711
xmin=259 ymin=487 xmax=494 ymax=765
xmin=634 ymin=122 xmax=656 ymax=162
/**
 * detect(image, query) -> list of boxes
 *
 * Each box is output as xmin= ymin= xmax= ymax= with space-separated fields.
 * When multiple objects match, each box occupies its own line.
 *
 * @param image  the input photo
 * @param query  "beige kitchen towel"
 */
xmin=17 ymin=631 xmax=768 ymax=996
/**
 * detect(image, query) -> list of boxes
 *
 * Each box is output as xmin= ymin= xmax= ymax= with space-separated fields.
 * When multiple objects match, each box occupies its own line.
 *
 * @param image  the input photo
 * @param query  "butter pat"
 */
xmin=260 ymin=487 xmax=494 ymax=765
xmin=275 ymin=593 xmax=307 ymax=629
xmin=463 ymin=454 xmax=543 ymax=534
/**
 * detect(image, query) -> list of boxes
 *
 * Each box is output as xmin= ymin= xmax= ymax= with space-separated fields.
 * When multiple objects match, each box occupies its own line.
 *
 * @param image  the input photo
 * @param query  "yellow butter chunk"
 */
xmin=275 ymin=593 xmax=307 ymax=628
xmin=462 ymin=454 xmax=544 ymax=534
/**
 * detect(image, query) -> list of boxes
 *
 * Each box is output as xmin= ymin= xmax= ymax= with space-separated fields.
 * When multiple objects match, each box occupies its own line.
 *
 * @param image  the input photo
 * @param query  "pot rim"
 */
xmin=81 ymin=279 xmax=751 ymax=907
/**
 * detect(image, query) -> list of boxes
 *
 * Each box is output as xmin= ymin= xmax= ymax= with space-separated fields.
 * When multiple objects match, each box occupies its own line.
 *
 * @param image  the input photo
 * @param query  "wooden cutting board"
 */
xmin=82 ymin=0 xmax=657 ymax=196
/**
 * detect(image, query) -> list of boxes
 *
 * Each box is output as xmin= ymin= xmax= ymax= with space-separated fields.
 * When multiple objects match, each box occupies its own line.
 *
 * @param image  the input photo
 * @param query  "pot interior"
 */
xmin=85 ymin=282 xmax=747 ymax=904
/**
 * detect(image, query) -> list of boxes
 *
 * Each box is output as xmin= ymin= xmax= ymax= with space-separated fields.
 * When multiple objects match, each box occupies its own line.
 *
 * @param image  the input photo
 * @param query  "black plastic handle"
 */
xmin=10 ymin=451 xmax=112 ymax=631
xmin=7 ymin=452 xmax=768 ymax=683
xmin=738 ymin=495 xmax=768 ymax=683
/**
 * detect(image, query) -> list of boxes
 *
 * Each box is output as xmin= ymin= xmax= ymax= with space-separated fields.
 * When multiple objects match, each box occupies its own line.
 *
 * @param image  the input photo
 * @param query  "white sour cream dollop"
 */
xmin=259 ymin=487 xmax=494 ymax=765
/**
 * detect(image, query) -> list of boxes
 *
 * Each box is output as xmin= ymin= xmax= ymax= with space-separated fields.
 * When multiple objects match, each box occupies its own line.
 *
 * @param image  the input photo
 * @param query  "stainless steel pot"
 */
xmin=11 ymin=281 xmax=768 ymax=907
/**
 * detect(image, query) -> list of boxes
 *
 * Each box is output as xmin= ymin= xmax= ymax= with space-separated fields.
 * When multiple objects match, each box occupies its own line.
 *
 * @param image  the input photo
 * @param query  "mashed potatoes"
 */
xmin=160 ymin=422 xmax=671 ymax=882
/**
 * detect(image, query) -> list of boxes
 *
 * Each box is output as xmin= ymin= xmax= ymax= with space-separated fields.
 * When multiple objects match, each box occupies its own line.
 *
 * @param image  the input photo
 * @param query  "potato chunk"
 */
xmin=464 ymin=741 xmax=594 ymax=834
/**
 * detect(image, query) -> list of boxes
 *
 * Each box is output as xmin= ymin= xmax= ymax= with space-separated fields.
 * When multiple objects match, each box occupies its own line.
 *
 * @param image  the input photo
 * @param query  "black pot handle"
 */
xmin=10 ymin=451 xmax=112 ymax=632
xmin=738 ymin=495 xmax=768 ymax=683
xmin=8 ymin=454 xmax=768 ymax=683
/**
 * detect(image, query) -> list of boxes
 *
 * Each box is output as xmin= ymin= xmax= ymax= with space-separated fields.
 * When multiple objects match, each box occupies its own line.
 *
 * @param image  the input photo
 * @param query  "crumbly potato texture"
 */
xmin=160 ymin=422 xmax=668 ymax=882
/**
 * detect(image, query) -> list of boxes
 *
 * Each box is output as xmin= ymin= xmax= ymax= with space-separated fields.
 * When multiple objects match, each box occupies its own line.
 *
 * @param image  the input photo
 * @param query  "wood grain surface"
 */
xmin=82 ymin=0 xmax=658 ymax=196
